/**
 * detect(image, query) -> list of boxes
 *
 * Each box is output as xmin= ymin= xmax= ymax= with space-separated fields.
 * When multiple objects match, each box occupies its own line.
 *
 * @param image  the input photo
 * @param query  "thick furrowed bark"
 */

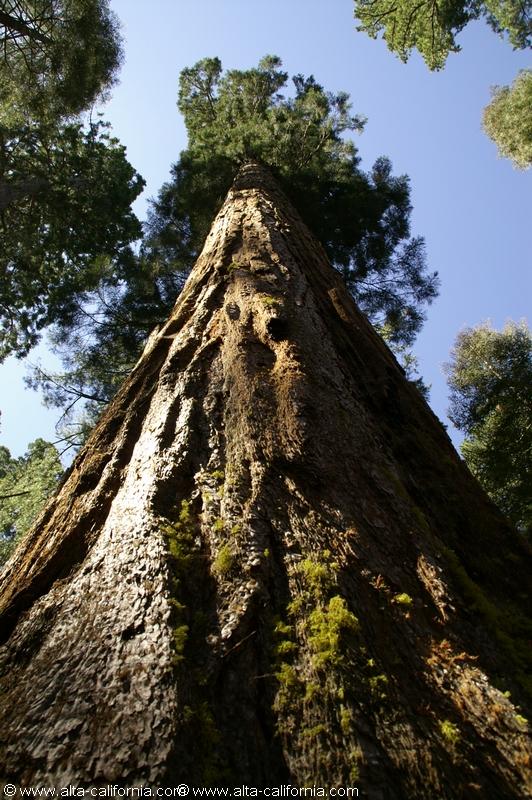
xmin=0 ymin=163 xmax=530 ymax=796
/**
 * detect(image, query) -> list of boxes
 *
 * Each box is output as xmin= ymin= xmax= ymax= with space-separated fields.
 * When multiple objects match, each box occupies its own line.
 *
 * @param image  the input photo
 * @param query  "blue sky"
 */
xmin=0 ymin=0 xmax=530 ymax=457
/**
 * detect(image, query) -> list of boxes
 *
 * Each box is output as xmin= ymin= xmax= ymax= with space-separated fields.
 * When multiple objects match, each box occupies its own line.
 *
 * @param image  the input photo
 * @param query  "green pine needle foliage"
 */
xmin=483 ymin=70 xmax=532 ymax=169
xmin=354 ymin=0 xmax=532 ymax=71
xmin=446 ymin=320 xmax=532 ymax=534
xmin=0 ymin=438 xmax=63 ymax=566
xmin=0 ymin=0 xmax=123 ymax=123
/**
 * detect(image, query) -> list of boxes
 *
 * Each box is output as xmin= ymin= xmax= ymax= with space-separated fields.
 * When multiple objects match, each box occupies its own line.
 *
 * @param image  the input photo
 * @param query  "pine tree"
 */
xmin=483 ymin=69 xmax=532 ymax=169
xmin=446 ymin=320 xmax=532 ymax=533
xmin=0 ymin=438 xmax=63 ymax=566
xmin=0 ymin=120 xmax=144 ymax=358
xmin=0 ymin=1 xmax=142 ymax=360
xmin=354 ymin=0 xmax=532 ymax=71
xmin=0 ymin=163 xmax=530 ymax=795
xmin=0 ymin=0 xmax=122 ymax=121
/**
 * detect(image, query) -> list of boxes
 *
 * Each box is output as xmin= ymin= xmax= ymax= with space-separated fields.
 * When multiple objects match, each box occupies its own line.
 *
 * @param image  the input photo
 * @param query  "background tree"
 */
xmin=0 ymin=0 xmax=122 ymax=123
xmin=0 ymin=119 xmax=145 ymax=359
xmin=24 ymin=252 xmax=167 ymax=450
xmin=27 ymin=56 xmax=438 ymax=442
xmin=0 ymin=0 xmax=144 ymax=361
xmin=446 ymin=320 xmax=532 ymax=533
xmin=483 ymin=69 xmax=532 ymax=168
xmin=353 ymin=0 xmax=532 ymax=70
xmin=0 ymin=437 xmax=63 ymax=566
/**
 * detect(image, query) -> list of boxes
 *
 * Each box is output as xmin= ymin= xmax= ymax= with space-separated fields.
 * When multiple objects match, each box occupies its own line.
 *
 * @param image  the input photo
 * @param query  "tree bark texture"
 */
xmin=0 ymin=163 xmax=530 ymax=797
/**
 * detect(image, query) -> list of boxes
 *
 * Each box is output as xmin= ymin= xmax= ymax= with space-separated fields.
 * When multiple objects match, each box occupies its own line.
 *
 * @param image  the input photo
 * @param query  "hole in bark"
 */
xmin=267 ymin=317 xmax=289 ymax=341
xmin=246 ymin=341 xmax=276 ymax=370
xmin=121 ymin=621 xmax=145 ymax=640
xmin=226 ymin=303 xmax=241 ymax=320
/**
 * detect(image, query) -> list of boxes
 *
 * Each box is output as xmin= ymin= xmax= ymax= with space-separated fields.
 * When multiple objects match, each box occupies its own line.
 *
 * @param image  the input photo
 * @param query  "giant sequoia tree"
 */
xmin=0 ymin=163 xmax=530 ymax=795
xmin=29 ymin=57 xmax=437 ymax=437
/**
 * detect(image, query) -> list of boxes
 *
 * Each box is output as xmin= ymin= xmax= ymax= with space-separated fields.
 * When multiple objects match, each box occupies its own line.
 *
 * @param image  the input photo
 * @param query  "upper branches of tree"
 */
xmin=445 ymin=320 xmax=532 ymax=534
xmin=483 ymin=69 xmax=532 ymax=169
xmin=0 ymin=1 xmax=144 ymax=360
xmin=166 ymin=55 xmax=438 ymax=347
xmin=0 ymin=0 xmax=122 ymax=123
xmin=0 ymin=119 xmax=145 ymax=359
xmin=353 ymin=0 xmax=532 ymax=70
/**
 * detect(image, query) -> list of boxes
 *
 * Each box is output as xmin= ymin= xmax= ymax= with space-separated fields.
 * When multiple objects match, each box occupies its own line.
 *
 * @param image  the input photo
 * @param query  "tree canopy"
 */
xmin=483 ymin=69 xmax=532 ymax=169
xmin=0 ymin=0 xmax=144 ymax=361
xmin=0 ymin=119 xmax=144 ymax=359
xmin=0 ymin=0 xmax=122 ymax=123
xmin=0 ymin=437 xmax=63 ymax=566
xmin=446 ymin=320 xmax=532 ymax=533
xmin=168 ymin=56 xmax=438 ymax=346
xmin=354 ymin=0 xmax=532 ymax=70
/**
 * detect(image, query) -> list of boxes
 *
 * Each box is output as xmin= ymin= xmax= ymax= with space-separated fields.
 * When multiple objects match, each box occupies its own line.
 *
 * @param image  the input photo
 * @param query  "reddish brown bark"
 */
xmin=0 ymin=163 xmax=530 ymax=796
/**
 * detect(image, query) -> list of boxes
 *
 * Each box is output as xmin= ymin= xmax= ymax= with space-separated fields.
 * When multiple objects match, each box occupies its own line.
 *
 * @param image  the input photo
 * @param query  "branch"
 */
xmin=31 ymin=365 xmax=109 ymax=405
xmin=0 ymin=10 xmax=52 ymax=45
xmin=402 ymin=0 xmax=429 ymax=52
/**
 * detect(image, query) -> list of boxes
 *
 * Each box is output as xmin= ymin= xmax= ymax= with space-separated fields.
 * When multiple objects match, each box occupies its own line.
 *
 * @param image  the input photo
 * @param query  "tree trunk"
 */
xmin=0 ymin=162 xmax=530 ymax=797
xmin=0 ymin=177 xmax=49 ymax=212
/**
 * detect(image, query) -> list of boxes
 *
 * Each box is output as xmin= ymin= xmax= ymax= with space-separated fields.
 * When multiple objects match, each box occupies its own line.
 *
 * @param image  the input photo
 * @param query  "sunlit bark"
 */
xmin=0 ymin=163 xmax=530 ymax=796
